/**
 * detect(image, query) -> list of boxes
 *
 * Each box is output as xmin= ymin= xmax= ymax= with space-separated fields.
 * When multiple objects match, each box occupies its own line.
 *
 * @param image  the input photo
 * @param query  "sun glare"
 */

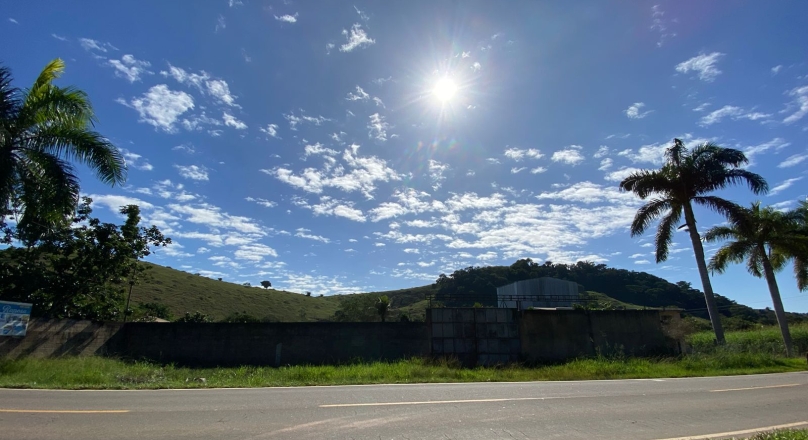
xmin=433 ymin=77 xmax=458 ymax=102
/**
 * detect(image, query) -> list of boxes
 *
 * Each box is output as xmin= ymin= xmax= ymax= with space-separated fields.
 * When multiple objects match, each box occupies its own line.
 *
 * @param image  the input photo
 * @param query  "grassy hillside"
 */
xmin=131 ymin=263 xmax=341 ymax=322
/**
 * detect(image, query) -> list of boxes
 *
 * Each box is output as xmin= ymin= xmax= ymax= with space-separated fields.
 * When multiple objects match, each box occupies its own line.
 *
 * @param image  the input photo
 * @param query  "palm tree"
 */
xmin=704 ymin=202 xmax=807 ymax=356
xmin=0 ymin=59 xmax=126 ymax=244
xmin=619 ymin=139 xmax=768 ymax=344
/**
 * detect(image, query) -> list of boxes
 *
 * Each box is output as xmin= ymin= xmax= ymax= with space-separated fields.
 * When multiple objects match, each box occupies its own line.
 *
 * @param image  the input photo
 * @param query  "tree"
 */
xmin=619 ymin=139 xmax=768 ymax=344
xmin=260 ymin=280 xmax=271 ymax=289
xmin=242 ymin=282 xmax=251 ymax=287
xmin=1 ymin=59 xmax=126 ymax=244
xmin=705 ymin=202 xmax=808 ymax=356
xmin=176 ymin=311 xmax=211 ymax=323
xmin=333 ymin=294 xmax=379 ymax=322
xmin=0 ymin=197 xmax=170 ymax=320
xmin=376 ymin=295 xmax=390 ymax=322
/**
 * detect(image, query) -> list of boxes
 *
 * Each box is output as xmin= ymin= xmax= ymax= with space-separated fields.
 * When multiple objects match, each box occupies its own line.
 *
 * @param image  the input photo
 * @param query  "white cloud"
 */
xmin=771 ymin=65 xmax=783 ymax=75
xmin=234 ymin=243 xmax=278 ymax=261
xmin=222 ymin=112 xmax=247 ymax=130
xmin=783 ymin=85 xmax=808 ymax=124
xmin=340 ymin=24 xmax=375 ymax=52
xmin=536 ymin=181 xmax=640 ymax=204
xmin=551 ymin=145 xmax=585 ymax=165
xmin=429 ymin=160 xmax=449 ymax=190
xmin=354 ymin=6 xmax=370 ymax=21
xmin=173 ymin=144 xmax=196 ymax=154
xmin=87 ymin=194 xmax=154 ymax=211
xmin=625 ymin=102 xmax=652 ymax=119
xmin=51 ymin=33 xmax=67 ymax=41
xmin=245 ymin=197 xmax=277 ymax=208
xmin=598 ymin=158 xmax=613 ymax=171
xmin=215 ymin=15 xmax=226 ymax=32
xmin=373 ymin=76 xmax=393 ymax=85
xmin=274 ymin=13 xmax=298 ymax=23
xmin=284 ymin=111 xmax=330 ymax=131
xmin=229 ymin=0 xmax=243 ymax=6
xmin=160 ymin=64 xmax=239 ymax=107
xmin=373 ymin=97 xmax=385 ymax=108
xmin=593 ymin=146 xmax=609 ymax=158
xmin=120 ymin=149 xmax=153 ymax=171
xmin=504 ymin=147 xmax=544 ymax=161
xmin=675 ymin=52 xmax=724 ymax=82
xmin=346 ymin=86 xmax=370 ymax=101
xmin=634 ymin=260 xmax=651 ymax=265
xmin=693 ymin=103 xmax=711 ymax=112
xmin=650 ymin=4 xmax=676 ymax=47
xmin=471 ymin=62 xmax=481 ymax=72
xmin=79 ymin=37 xmax=116 ymax=53
xmin=302 ymin=196 xmax=367 ymax=222
xmin=295 ymin=228 xmax=330 ymax=243
xmin=530 ymin=167 xmax=547 ymax=174
xmin=367 ymin=113 xmax=389 ymax=141
xmin=778 ymin=152 xmax=808 ymax=168
xmin=604 ymin=167 xmax=642 ymax=182
xmin=175 ymin=164 xmax=209 ymax=181
xmin=8 ymin=18 xmax=18 ymax=24
xmin=303 ymin=142 xmax=338 ymax=157
xmin=106 ymin=54 xmax=152 ymax=82
xmin=511 ymin=167 xmax=526 ymax=174
xmin=743 ymin=137 xmax=790 ymax=166
xmin=699 ymin=105 xmax=770 ymax=126
xmin=261 ymin=123 xmax=280 ymax=139
xmin=769 ymin=177 xmax=803 ymax=196
xmin=205 ymin=79 xmax=238 ymax=107
xmin=121 ymin=85 xmax=194 ymax=133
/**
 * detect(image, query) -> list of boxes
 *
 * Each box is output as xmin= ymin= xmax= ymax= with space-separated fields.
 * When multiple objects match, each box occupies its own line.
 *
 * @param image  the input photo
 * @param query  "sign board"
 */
xmin=0 ymin=301 xmax=32 ymax=337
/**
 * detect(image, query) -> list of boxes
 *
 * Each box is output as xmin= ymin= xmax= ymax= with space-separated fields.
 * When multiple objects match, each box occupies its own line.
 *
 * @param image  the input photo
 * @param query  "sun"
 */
xmin=432 ymin=77 xmax=458 ymax=102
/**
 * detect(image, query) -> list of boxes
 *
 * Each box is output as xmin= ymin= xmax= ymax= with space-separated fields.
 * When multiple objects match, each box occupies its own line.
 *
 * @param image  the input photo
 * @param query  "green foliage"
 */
xmin=376 ymin=295 xmax=390 ymax=322
xmin=260 ymin=280 xmax=271 ymax=289
xmin=744 ymin=430 xmax=808 ymax=440
xmin=221 ymin=312 xmax=261 ymax=323
xmin=0 ymin=198 xmax=170 ymax=320
xmin=688 ymin=323 xmax=808 ymax=356
xmin=135 ymin=302 xmax=173 ymax=322
xmin=0 ymin=353 xmax=804 ymax=390
xmin=176 ymin=311 xmax=212 ymax=323
xmin=333 ymin=294 xmax=381 ymax=322
xmin=0 ymin=59 xmax=126 ymax=244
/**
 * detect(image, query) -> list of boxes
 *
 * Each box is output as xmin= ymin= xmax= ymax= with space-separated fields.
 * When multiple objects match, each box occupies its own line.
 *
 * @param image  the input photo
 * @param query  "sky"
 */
xmin=3 ymin=1 xmax=808 ymax=312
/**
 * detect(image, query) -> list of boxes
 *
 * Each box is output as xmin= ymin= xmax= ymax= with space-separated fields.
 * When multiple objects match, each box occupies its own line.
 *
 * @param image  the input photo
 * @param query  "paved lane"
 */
xmin=1 ymin=372 xmax=807 ymax=439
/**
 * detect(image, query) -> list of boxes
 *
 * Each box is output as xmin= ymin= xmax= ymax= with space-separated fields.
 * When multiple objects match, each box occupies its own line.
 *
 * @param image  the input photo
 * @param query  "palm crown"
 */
xmin=0 ymin=59 xmax=126 ymax=243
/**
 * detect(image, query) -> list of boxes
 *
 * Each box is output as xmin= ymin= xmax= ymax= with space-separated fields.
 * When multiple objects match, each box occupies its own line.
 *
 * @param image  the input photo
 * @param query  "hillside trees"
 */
xmin=0 ymin=197 xmax=170 ymax=320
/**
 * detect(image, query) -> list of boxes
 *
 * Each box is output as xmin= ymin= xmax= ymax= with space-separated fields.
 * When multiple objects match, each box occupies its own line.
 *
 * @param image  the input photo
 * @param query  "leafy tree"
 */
xmin=376 ymin=295 xmax=390 ymax=322
xmin=242 ymin=282 xmax=251 ymax=287
xmin=135 ymin=302 xmax=173 ymax=322
xmin=619 ymin=139 xmax=768 ymax=344
xmin=0 ymin=197 xmax=170 ymax=320
xmin=0 ymin=59 xmax=126 ymax=244
xmin=333 ymin=294 xmax=380 ymax=322
xmin=222 ymin=312 xmax=261 ymax=323
xmin=176 ymin=311 xmax=212 ymax=323
xmin=704 ymin=202 xmax=808 ymax=356
xmin=260 ymin=280 xmax=271 ymax=289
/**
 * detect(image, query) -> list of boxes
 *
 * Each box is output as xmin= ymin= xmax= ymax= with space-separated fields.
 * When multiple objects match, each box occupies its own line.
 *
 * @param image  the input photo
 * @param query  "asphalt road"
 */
xmin=1 ymin=372 xmax=807 ymax=440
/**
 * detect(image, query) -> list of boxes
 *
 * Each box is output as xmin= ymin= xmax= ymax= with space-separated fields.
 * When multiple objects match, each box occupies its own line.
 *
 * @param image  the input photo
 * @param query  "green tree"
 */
xmin=0 ymin=197 xmax=170 ymax=320
xmin=0 ymin=59 xmax=126 ymax=244
xmin=333 ymin=294 xmax=379 ymax=322
xmin=619 ymin=139 xmax=768 ymax=344
xmin=176 ymin=311 xmax=212 ymax=323
xmin=376 ymin=295 xmax=390 ymax=322
xmin=705 ymin=202 xmax=808 ymax=356
xmin=260 ymin=280 xmax=271 ymax=289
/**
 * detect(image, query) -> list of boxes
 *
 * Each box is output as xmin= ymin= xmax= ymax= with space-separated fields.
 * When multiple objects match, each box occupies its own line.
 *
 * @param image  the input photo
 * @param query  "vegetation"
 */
xmin=687 ymin=323 xmax=808 ymax=356
xmin=705 ymin=202 xmax=808 ymax=356
xmin=741 ymin=430 xmax=808 ymax=440
xmin=1 ymin=59 xmax=126 ymax=244
xmin=0 ymin=350 xmax=803 ymax=390
xmin=0 ymin=198 xmax=170 ymax=320
xmin=619 ymin=138 xmax=769 ymax=345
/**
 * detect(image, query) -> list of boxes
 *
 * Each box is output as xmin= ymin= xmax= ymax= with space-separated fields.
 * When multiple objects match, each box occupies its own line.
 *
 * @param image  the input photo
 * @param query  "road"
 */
xmin=1 ymin=372 xmax=807 ymax=439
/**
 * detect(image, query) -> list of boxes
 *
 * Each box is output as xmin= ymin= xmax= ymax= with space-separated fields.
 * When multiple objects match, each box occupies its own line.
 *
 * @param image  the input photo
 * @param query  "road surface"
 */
xmin=1 ymin=372 xmax=807 ymax=439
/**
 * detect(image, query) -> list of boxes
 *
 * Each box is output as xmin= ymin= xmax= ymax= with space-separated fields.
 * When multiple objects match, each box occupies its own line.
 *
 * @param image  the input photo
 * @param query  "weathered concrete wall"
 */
xmin=519 ymin=310 xmax=678 ymax=363
xmin=119 ymin=322 xmax=429 ymax=367
xmin=428 ymin=308 xmax=520 ymax=366
xmin=0 ymin=319 xmax=123 ymax=359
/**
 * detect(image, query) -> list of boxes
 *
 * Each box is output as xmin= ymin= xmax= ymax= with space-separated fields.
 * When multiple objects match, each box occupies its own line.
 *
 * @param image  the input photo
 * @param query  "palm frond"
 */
xmin=709 ymin=240 xmax=753 ymax=274
xmin=692 ymin=143 xmax=748 ymax=168
xmin=630 ymin=198 xmax=672 ymax=237
xmin=794 ymin=255 xmax=807 ymax=291
xmin=28 ymin=58 xmax=65 ymax=94
xmin=699 ymin=168 xmax=769 ymax=195
xmin=619 ymin=170 xmax=673 ymax=199
xmin=692 ymin=196 xmax=747 ymax=225
xmin=703 ymin=225 xmax=738 ymax=243
xmin=654 ymin=203 xmax=682 ymax=263
xmin=0 ymin=64 xmax=21 ymax=123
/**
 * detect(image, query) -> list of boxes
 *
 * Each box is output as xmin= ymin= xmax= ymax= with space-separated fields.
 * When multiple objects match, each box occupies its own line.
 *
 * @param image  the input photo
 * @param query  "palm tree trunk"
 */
xmin=683 ymin=202 xmax=726 ymax=344
xmin=759 ymin=246 xmax=793 ymax=357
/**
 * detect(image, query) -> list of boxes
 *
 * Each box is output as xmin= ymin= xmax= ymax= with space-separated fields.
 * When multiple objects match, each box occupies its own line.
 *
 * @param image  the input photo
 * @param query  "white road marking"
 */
xmin=0 ymin=409 xmax=130 ymax=414
xmin=655 ymin=420 xmax=808 ymax=440
xmin=710 ymin=383 xmax=802 ymax=392
xmin=321 ymin=397 xmax=558 ymax=407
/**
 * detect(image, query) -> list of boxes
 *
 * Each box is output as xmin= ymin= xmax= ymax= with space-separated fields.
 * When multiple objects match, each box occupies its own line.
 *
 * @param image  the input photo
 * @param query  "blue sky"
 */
xmin=3 ymin=1 xmax=808 ymax=311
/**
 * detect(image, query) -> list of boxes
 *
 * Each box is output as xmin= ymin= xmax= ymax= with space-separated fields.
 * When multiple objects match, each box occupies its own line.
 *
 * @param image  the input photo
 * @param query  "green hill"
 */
xmin=120 ymin=259 xmax=807 ymax=327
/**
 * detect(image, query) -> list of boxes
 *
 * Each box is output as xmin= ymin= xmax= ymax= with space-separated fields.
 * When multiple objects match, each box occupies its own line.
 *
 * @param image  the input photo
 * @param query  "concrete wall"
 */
xmin=0 ymin=319 xmax=123 ymax=359
xmin=428 ymin=308 xmax=520 ymax=366
xmin=119 ymin=322 xmax=429 ymax=367
xmin=519 ymin=309 xmax=678 ymax=363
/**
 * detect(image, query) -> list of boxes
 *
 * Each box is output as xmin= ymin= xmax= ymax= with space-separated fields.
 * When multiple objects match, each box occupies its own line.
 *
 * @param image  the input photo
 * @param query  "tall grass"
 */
xmin=1 ymin=352 xmax=804 ymax=390
xmin=687 ymin=323 xmax=808 ymax=356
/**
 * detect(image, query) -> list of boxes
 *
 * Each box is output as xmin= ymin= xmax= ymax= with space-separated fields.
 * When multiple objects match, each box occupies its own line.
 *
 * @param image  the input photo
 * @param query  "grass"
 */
xmin=0 ymin=351 xmax=804 ymax=390
xmin=688 ymin=323 xmax=808 ymax=356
